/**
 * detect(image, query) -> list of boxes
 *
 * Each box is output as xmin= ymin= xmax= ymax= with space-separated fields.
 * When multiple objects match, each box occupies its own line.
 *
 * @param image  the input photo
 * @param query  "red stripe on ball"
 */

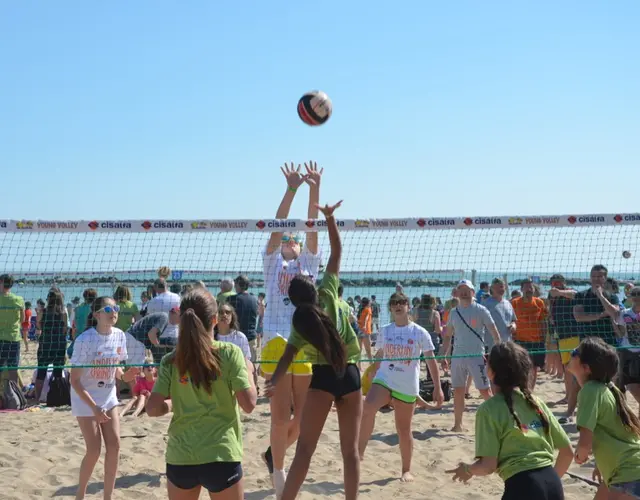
xmin=298 ymin=100 xmax=318 ymax=125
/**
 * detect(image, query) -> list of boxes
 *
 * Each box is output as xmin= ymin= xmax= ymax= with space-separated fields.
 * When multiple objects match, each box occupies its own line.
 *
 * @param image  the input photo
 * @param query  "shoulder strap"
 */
xmin=455 ymin=308 xmax=485 ymax=344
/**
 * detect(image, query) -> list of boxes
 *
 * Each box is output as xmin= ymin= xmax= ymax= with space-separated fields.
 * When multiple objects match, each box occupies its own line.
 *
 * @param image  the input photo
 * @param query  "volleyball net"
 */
xmin=0 ymin=213 xmax=638 ymax=372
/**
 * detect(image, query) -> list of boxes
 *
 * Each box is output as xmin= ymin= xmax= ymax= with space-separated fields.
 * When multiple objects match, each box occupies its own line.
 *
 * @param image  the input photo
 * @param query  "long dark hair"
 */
xmin=577 ymin=337 xmax=640 ymax=436
xmin=289 ymin=275 xmax=347 ymax=373
xmin=173 ymin=289 xmax=221 ymax=394
xmin=45 ymin=289 xmax=65 ymax=316
xmin=86 ymin=296 xmax=115 ymax=330
xmin=488 ymin=342 xmax=550 ymax=434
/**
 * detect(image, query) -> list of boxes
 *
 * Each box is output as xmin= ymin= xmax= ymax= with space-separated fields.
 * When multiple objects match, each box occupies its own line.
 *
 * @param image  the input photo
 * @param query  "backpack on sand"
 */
xmin=2 ymin=379 xmax=27 ymax=410
xmin=419 ymin=378 xmax=452 ymax=403
xmin=46 ymin=372 xmax=71 ymax=407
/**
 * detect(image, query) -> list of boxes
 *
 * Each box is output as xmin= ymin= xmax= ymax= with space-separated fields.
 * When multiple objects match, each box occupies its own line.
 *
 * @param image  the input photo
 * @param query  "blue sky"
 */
xmin=1 ymin=1 xmax=639 ymax=221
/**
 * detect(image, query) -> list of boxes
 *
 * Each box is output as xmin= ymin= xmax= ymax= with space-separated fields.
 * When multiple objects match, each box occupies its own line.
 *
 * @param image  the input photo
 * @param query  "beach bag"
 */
xmin=419 ymin=378 xmax=451 ymax=402
xmin=2 ymin=379 xmax=27 ymax=410
xmin=46 ymin=373 xmax=71 ymax=407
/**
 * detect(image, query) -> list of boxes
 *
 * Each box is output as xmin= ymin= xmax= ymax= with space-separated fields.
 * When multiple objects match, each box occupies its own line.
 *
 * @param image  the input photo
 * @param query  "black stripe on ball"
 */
xmin=299 ymin=94 xmax=329 ymax=125
xmin=297 ymin=100 xmax=316 ymax=126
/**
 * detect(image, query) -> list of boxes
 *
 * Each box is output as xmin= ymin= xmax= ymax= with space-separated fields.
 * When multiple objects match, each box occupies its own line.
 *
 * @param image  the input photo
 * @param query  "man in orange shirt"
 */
xmin=511 ymin=278 xmax=548 ymax=386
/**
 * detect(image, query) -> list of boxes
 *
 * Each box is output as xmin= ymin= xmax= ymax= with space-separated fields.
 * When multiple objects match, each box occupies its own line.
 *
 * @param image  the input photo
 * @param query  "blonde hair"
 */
xmin=157 ymin=266 xmax=171 ymax=279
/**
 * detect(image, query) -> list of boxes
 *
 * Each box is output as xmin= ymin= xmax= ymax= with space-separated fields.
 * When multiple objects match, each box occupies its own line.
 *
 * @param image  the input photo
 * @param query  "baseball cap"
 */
xmin=550 ymin=274 xmax=565 ymax=282
xmin=457 ymin=279 xmax=475 ymax=291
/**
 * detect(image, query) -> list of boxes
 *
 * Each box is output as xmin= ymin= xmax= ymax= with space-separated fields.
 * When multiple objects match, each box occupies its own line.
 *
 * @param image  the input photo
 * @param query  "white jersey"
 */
xmin=70 ymin=327 xmax=128 ymax=416
xmin=262 ymin=246 xmax=322 ymax=342
xmin=374 ymin=322 xmax=434 ymax=397
xmin=217 ymin=330 xmax=252 ymax=360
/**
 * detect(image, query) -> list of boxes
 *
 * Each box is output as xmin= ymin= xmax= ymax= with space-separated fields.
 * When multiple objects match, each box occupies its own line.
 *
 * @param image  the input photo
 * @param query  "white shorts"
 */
xmin=451 ymin=356 xmax=489 ymax=390
xmin=71 ymin=388 xmax=119 ymax=417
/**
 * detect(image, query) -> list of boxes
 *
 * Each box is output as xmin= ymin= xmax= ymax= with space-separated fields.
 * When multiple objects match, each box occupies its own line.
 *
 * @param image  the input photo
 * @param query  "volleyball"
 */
xmin=297 ymin=90 xmax=332 ymax=126
xmin=623 ymin=250 xmax=632 ymax=259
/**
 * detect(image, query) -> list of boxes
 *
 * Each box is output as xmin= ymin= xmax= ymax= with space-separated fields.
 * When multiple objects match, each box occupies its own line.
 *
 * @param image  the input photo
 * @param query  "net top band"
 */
xmin=0 ymin=213 xmax=638 ymax=233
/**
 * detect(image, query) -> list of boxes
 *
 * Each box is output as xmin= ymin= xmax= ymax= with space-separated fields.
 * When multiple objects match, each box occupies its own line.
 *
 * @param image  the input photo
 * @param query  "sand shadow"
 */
xmin=53 ymin=472 xmax=162 ymax=497
xmin=370 ymin=425 xmax=471 ymax=447
xmin=244 ymin=477 xmax=397 ymax=498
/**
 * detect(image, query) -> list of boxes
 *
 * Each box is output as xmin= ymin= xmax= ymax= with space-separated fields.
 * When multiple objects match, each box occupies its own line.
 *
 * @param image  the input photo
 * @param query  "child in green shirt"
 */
xmin=446 ymin=342 xmax=573 ymax=499
xmin=568 ymin=337 xmax=640 ymax=499
xmin=146 ymin=288 xmax=257 ymax=499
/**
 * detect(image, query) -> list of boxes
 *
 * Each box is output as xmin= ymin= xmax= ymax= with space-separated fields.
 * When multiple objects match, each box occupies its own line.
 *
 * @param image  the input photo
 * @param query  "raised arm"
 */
xmin=304 ymin=161 xmax=323 ymax=255
xmin=266 ymin=163 xmax=309 ymax=255
xmin=317 ymin=201 xmax=343 ymax=275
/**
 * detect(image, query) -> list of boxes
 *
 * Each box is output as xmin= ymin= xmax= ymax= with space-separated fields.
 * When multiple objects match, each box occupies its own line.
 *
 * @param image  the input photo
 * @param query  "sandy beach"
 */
xmin=2 ymin=346 xmax=629 ymax=500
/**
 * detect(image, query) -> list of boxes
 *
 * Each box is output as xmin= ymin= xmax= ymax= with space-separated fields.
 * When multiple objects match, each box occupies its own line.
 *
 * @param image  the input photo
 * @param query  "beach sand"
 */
xmin=2 ymin=347 xmax=629 ymax=499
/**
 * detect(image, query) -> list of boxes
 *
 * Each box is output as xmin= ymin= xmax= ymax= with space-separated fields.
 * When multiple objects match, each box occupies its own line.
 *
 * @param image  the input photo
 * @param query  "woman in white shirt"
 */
xmin=70 ymin=297 xmax=139 ymax=500
xmin=358 ymin=292 xmax=444 ymax=482
xmin=215 ymin=303 xmax=252 ymax=360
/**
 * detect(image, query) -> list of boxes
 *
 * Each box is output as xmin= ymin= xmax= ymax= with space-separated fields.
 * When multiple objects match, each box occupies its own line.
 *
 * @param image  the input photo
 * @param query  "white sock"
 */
xmin=273 ymin=468 xmax=287 ymax=499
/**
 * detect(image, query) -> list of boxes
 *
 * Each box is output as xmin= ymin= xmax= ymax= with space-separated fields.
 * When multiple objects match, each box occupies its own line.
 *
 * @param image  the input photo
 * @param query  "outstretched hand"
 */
xmin=304 ymin=161 xmax=323 ymax=187
xmin=315 ymin=200 xmax=343 ymax=219
xmin=280 ymin=163 xmax=309 ymax=190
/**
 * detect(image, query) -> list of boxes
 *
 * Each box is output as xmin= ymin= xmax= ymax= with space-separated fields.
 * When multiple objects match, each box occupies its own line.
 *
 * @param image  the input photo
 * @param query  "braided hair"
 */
xmin=488 ymin=342 xmax=550 ymax=434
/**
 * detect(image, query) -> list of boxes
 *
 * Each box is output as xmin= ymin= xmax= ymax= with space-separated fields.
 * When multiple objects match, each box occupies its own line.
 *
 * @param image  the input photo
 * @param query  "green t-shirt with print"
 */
xmin=115 ymin=300 xmax=139 ymax=331
xmin=288 ymin=273 xmax=360 ymax=365
xmin=476 ymin=390 xmax=571 ymax=481
xmin=576 ymin=381 xmax=640 ymax=486
xmin=152 ymin=341 xmax=251 ymax=465
xmin=0 ymin=293 xmax=25 ymax=342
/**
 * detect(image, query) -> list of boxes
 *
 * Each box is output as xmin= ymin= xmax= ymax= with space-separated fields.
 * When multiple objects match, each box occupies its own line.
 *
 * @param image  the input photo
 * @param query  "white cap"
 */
xmin=457 ymin=279 xmax=475 ymax=291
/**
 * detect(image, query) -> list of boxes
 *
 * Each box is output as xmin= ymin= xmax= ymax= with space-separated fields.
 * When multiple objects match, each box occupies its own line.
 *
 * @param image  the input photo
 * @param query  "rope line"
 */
xmin=1 ymin=345 xmax=637 ymax=371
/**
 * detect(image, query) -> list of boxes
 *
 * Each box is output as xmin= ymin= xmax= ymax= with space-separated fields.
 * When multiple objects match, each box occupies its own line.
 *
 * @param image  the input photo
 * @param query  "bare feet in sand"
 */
xmin=450 ymin=425 xmax=466 ymax=432
xmin=401 ymin=471 xmax=414 ymax=482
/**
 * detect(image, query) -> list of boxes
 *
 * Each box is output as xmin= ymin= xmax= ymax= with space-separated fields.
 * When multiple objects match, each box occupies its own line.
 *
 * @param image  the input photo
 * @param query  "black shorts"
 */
xmin=166 ymin=462 xmax=242 ymax=493
xmin=620 ymin=350 xmax=640 ymax=386
xmin=309 ymin=363 xmax=361 ymax=399
xmin=503 ymin=466 xmax=564 ymax=500
xmin=37 ymin=339 xmax=67 ymax=380
xmin=518 ymin=342 xmax=546 ymax=369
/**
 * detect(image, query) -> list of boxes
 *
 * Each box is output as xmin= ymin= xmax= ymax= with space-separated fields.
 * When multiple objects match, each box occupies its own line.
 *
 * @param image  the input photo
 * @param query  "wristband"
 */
xmin=288 ymin=186 xmax=297 ymax=193
xmin=463 ymin=464 xmax=473 ymax=476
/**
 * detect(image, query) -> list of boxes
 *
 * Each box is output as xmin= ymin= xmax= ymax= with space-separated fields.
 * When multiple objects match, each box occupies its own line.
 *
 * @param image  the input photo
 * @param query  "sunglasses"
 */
xmin=390 ymin=299 xmax=408 ymax=306
xmin=97 ymin=305 xmax=120 ymax=314
xmin=282 ymin=234 xmax=303 ymax=244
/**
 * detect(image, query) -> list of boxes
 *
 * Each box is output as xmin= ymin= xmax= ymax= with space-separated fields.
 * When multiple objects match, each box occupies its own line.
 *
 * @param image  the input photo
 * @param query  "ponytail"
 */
xmin=174 ymin=308 xmax=221 ymax=394
xmin=521 ymin=387 xmax=550 ymax=434
xmin=503 ymin=387 xmax=523 ymax=431
xmin=608 ymin=382 xmax=640 ymax=436
xmin=292 ymin=303 xmax=347 ymax=373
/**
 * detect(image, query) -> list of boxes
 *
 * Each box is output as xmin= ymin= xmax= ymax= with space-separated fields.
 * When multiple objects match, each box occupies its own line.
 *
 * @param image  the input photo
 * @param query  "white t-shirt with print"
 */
xmin=217 ymin=330 xmax=252 ymax=360
xmin=374 ymin=322 xmax=434 ymax=397
xmin=146 ymin=291 xmax=181 ymax=339
xmin=70 ymin=327 xmax=128 ymax=417
xmin=262 ymin=246 xmax=322 ymax=342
